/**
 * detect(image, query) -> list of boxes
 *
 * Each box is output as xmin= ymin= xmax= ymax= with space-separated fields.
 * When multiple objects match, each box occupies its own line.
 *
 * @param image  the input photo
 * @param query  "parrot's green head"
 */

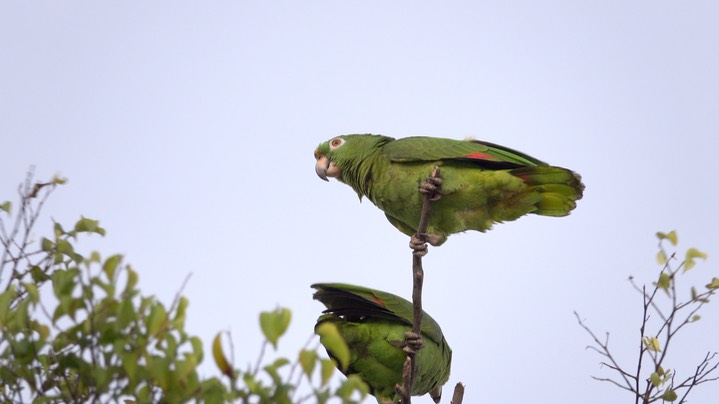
xmin=314 ymin=134 xmax=393 ymax=182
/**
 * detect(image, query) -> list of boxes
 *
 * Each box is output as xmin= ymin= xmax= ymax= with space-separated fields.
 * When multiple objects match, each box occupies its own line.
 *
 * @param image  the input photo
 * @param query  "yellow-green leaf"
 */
xmin=706 ymin=277 xmax=719 ymax=290
xmin=656 ymin=250 xmax=667 ymax=265
xmin=190 ymin=336 xmax=203 ymax=363
xmin=123 ymin=266 xmax=138 ymax=294
xmin=146 ymin=304 xmax=167 ymax=337
xmin=643 ymin=336 xmax=662 ymax=352
xmin=656 ymin=273 xmax=671 ymax=292
xmin=316 ymin=322 xmax=350 ymax=372
xmin=650 ymin=372 xmax=662 ymax=387
xmin=103 ymin=254 xmax=122 ymax=281
xmin=23 ymin=283 xmax=39 ymax=304
xmin=52 ymin=175 xmax=67 ymax=185
xmin=41 ymin=237 xmax=54 ymax=252
xmin=0 ymin=201 xmax=10 ymax=213
xmin=656 ymin=231 xmax=678 ymax=246
xmin=336 ymin=374 xmax=370 ymax=400
xmin=259 ymin=307 xmax=291 ymax=349
xmin=74 ymin=217 xmax=106 ymax=236
xmin=212 ymin=333 xmax=234 ymax=379
xmin=662 ymin=388 xmax=678 ymax=401
xmin=684 ymin=248 xmax=708 ymax=272
xmin=320 ymin=358 xmax=335 ymax=386
xmin=299 ymin=349 xmax=317 ymax=379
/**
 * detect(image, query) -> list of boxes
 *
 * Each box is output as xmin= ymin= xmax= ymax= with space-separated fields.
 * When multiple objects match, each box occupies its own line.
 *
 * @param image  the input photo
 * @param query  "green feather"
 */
xmin=315 ymin=134 xmax=584 ymax=245
xmin=313 ymin=283 xmax=452 ymax=404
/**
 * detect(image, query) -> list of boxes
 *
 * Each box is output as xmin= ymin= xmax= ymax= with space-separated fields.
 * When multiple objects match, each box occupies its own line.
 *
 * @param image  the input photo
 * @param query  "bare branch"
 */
xmin=399 ymin=166 xmax=441 ymax=404
xmin=574 ymin=311 xmax=636 ymax=391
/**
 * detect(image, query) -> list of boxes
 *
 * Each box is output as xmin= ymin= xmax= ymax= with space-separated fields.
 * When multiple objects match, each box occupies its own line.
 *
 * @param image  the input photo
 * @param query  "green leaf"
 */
xmin=56 ymin=238 xmax=74 ymax=254
xmin=123 ymin=266 xmax=139 ymax=295
xmin=706 ymin=277 xmax=719 ymax=290
xmin=662 ymin=388 xmax=678 ymax=401
xmin=259 ymin=307 xmax=291 ymax=349
xmin=656 ymin=250 xmax=667 ymax=265
xmin=171 ymin=296 xmax=188 ymax=329
xmin=54 ymin=222 xmax=65 ymax=236
xmin=22 ymin=283 xmax=39 ymax=304
xmin=264 ymin=358 xmax=290 ymax=385
xmin=190 ymin=336 xmax=203 ymax=363
xmin=146 ymin=303 xmax=167 ymax=337
xmin=0 ymin=201 xmax=10 ymax=213
xmin=41 ymin=237 xmax=54 ymax=252
xmin=656 ymin=231 xmax=678 ymax=245
xmin=117 ymin=297 xmax=136 ymax=328
xmin=316 ymin=322 xmax=350 ymax=372
xmin=123 ymin=351 xmax=139 ymax=383
xmin=691 ymin=314 xmax=701 ymax=322
xmin=0 ymin=287 xmax=14 ymax=327
xmin=299 ymin=349 xmax=317 ymax=379
xmin=336 ymin=374 xmax=370 ymax=400
xmin=649 ymin=372 xmax=662 ymax=387
xmin=52 ymin=268 xmax=78 ymax=299
xmin=656 ymin=273 xmax=671 ymax=292
xmin=103 ymin=254 xmax=122 ymax=281
xmin=33 ymin=321 xmax=50 ymax=341
xmin=74 ymin=217 xmax=106 ymax=236
xmin=30 ymin=266 xmax=51 ymax=283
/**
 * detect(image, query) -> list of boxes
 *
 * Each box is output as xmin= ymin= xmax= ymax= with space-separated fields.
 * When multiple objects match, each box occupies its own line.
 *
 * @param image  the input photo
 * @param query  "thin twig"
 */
xmin=399 ymin=166 xmax=440 ymax=404
xmin=574 ymin=311 xmax=636 ymax=392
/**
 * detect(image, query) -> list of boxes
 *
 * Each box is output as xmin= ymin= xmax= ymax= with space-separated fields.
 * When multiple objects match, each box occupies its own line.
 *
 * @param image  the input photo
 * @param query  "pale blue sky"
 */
xmin=2 ymin=1 xmax=718 ymax=402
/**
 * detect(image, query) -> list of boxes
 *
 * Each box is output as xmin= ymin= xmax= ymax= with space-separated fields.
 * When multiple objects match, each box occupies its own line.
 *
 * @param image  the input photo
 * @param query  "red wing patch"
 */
xmin=371 ymin=295 xmax=385 ymax=307
xmin=465 ymin=152 xmax=498 ymax=161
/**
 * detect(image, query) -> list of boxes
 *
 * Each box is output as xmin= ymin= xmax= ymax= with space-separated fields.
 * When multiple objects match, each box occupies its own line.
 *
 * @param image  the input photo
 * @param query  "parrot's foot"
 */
xmin=409 ymin=234 xmax=430 ymax=256
xmin=419 ymin=175 xmax=443 ymax=201
xmin=403 ymin=331 xmax=424 ymax=353
xmin=394 ymin=385 xmax=409 ymax=404
xmin=410 ymin=233 xmax=443 ymax=254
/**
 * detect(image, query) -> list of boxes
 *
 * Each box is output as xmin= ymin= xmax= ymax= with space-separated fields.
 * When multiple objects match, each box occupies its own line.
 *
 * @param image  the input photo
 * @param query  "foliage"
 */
xmin=0 ymin=174 xmax=366 ymax=403
xmin=576 ymin=230 xmax=719 ymax=403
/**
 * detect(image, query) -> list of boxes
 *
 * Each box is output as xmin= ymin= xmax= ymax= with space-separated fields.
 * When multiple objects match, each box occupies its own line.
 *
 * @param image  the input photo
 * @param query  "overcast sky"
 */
xmin=2 ymin=2 xmax=718 ymax=403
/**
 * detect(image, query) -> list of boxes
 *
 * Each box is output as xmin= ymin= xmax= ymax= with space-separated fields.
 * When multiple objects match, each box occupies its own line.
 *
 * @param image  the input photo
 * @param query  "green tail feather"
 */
xmin=511 ymin=166 xmax=584 ymax=217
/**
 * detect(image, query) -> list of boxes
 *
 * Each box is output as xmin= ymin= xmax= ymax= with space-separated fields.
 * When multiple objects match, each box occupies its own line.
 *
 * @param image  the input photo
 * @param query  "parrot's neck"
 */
xmin=339 ymin=148 xmax=387 ymax=202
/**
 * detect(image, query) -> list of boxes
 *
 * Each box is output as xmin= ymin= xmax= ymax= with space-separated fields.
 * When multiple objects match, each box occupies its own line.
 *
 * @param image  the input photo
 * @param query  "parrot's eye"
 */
xmin=329 ymin=138 xmax=345 ymax=150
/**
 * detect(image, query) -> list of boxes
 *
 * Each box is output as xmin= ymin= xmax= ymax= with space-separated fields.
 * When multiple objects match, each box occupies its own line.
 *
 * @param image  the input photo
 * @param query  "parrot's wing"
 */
xmin=312 ymin=283 xmax=445 ymax=345
xmin=384 ymin=136 xmax=547 ymax=167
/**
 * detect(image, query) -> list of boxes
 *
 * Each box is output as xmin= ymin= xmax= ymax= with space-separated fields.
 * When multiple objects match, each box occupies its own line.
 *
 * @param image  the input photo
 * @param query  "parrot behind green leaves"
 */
xmin=313 ymin=283 xmax=451 ymax=404
xmin=314 ymin=134 xmax=584 ymax=246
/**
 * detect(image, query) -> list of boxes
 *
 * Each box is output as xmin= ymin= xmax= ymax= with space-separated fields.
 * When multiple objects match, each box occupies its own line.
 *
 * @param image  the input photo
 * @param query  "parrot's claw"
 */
xmin=421 ymin=233 xmax=444 ymax=247
xmin=409 ymin=235 xmax=428 ymax=257
xmin=403 ymin=331 xmax=424 ymax=353
xmin=419 ymin=176 xmax=443 ymax=201
xmin=394 ymin=385 xmax=409 ymax=403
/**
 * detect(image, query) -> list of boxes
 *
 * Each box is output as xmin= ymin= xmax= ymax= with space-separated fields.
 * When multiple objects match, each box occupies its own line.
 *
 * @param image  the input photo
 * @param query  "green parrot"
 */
xmin=313 ymin=283 xmax=452 ymax=404
xmin=314 ymin=134 xmax=584 ymax=246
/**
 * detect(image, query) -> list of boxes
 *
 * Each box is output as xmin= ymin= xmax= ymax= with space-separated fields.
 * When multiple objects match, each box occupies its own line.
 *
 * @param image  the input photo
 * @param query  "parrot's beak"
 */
xmin=315 ymin=154 xmax=330 ymax=181
xmin=315 ymin=152 xmax=341 ymax=181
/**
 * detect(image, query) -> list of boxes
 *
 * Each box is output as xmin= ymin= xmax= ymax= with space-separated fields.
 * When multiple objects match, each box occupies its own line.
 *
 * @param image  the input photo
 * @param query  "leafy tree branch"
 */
xmin=576 ymin=231 xmax=718 ymax=403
